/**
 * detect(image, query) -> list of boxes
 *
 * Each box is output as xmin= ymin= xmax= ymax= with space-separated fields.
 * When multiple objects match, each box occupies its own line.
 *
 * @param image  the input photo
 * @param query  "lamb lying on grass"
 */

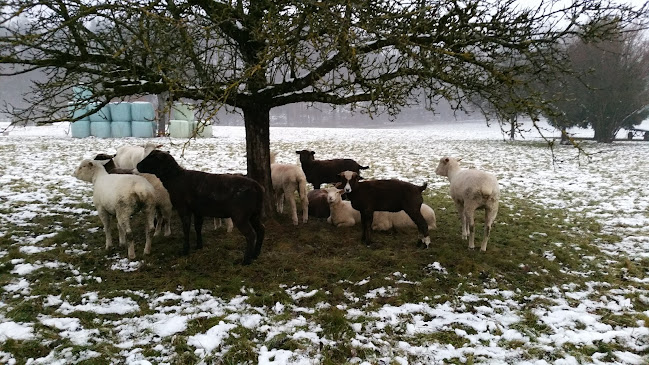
xmin=73 ymin=159 xmax=156 ymax=259
xmin=326 ymin=188 xmax=361 ymax=227
xmin=435 ymin=156 xmax=499 ymax=251
xmin=372 ymin=204 xmax=437 ymax=232
xmin=326 ymin=187 xmax=436 ymax=233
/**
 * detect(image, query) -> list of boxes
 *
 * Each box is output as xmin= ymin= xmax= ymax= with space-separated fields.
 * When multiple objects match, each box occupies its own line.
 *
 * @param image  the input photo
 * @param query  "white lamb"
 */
xmin=270 ymin=151 xmax=309 ymax=225
xmin=137 ymin=172 xmax=173 ymax=237
xmin=435 ymin=156 xmax=500 ymax=251
xmin=372 ymin=204 xmax=437 ymax=232
xmin=113 ymin=143 xmax=162 ymax=170
xmin=73 ymin=159 xmax=156 ymax=259
xmin=326 ymin=188 xmax=360 ymax=227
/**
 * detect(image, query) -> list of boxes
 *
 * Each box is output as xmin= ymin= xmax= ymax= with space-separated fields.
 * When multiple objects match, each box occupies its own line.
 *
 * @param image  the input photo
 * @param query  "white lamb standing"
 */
xmin=270 ymin=151 xmax=309 ymax=225
xmin=372 ymin=204 xmax=437 ymax=232
xmin=73 ymin=159 xmax=156 ymax=259
xmin=113 ymin=142 xmax=162 ymax=171
xmin=137 ymin=172 xmax=173 ymax=237
xmin=326 ymin=188 xmax=361 ymax=227
xmin=435 ymin=156 xmax=500 ymax=251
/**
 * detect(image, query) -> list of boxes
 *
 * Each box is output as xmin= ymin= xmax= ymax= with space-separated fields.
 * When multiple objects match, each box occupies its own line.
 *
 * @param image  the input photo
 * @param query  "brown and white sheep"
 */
xmin=338 ymin=171 xmax=431 ymax=247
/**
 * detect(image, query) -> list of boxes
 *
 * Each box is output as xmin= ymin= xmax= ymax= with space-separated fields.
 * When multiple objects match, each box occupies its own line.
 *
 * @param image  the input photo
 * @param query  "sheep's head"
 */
xmin=339 ymin=171 xmax=360 ymax=193
xmin=73 ymin=159 xmax=104 ymax=182
xmin=295 ymin=150 xmax=315 ymax=164
xmin=136 ymin=150 xmax=181 ymax=180
xmin=435 ymin=157 xmax=461 ymax=177
xmin=325 ymin=187 xmax=343 ymax=204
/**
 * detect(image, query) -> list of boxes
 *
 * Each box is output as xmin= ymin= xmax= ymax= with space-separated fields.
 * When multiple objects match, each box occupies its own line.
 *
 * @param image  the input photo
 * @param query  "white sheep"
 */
xmin=372 ymin=204 xmax=437 ymax=232
xmin=73 ymin=159 xmax=156 ymax=259
xmin=113 ymin=142 xmax=162 ymax=170
xmin=325 ymin=188 xmax=361 ymax=227
xmin=137 ymin=172 xmax=173 ymax=237
xmin=435 ymin=157 xmax=500 ymax=251
xmin=270 ymin=151 xmax=309 ymax=225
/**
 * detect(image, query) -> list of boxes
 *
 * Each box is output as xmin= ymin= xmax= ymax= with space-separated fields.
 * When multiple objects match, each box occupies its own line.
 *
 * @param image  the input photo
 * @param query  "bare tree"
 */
xmin=1 ymin=0 xmax=647 ymax=212
xmin=546 ymin=22 xmax=649 ymax=143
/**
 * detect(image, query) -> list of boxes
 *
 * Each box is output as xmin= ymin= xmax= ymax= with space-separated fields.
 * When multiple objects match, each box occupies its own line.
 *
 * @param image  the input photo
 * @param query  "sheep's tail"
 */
xmin=359 ymin=165 xmax=370 ymax=170
xmin=418 ymin=182 xmax=428 ymax=192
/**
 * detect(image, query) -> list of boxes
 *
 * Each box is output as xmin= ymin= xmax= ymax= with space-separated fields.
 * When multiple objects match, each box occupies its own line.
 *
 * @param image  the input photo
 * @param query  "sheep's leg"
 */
xmin=300 ymin=191 xmax=309 ymax=224
xmin=360 ymin=211 xmax=374 ymax=245
xmin=405 ymin=207 xmax=430 ymax=248
xmin=251 ymin=213 xmax=265 ymax=259
xmin=482 ymin=204 xmax=499 ymax=251
xmin=214 ymin=218 xmax=220 ymax=230
xmin=194 ymin=215 xmax=204 ymax=250
xmin=454 ymin=201 xmax=467 ymax=239
xmin=464 ymin=208 xmax=476 ymax=250
xmin=233 ymin=217 xmax=257 ymax=265
xmin=275 ymin=191 xmax=284 ymax=213
xmin=286 ymin=190 xmax=298 ymax=225
xmin=116 ymin=210 xmax=135 ymax=259
xmin=163 ymin=209 xmax=172 ymax=237
xmin=180 ymin=214 xmax=192 ymax=255
xmin=143 ymin=204 xmax=155 ymax=256
xmin=154 ymin=209 xmax=162 ymax=237
xmin=98 ymin=209 xmax=114 ymax=249
xmin=225 ymin=218 xmax=234 ymax=233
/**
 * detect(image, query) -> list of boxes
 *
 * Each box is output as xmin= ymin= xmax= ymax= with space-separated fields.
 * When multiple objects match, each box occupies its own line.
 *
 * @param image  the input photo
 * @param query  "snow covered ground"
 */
xmin=0 ymin=119 xmax=648 ymax=364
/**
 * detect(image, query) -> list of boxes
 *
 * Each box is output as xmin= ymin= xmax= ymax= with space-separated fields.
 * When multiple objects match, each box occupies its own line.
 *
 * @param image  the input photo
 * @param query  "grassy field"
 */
xmin=1 ymin=123 xmax=648 ymax=364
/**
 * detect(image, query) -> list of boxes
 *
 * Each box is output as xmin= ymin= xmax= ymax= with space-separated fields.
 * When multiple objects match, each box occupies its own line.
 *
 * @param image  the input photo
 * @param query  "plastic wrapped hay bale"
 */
xmin=108 ymin=102 xmax=131 ymax=122
xmin=131 ymin=102 xmax=155 ymax=121
xmin=172 ymin=102 xmax=194 ymax=121
xmin=88 ymin=103 xmax=112 ymax=123
xmin=195 ymin=121 xmax=213 ymax=138
xmin=73 ymin=86 xmax=92 ymax=101
xmin=132 ymin=120 xmax=156 ymax=138
xmin=70 ymin=120 xmax=91 ymax=138
xmin=111 ymin=121 xmax=132 ymax=138
xmin=68 ymin=102 xmax=90 ymax=121
xmin=169 ymin=119 xmax=191 ymax=138
xmin=90 ymin=121 xmax=112 ymax=138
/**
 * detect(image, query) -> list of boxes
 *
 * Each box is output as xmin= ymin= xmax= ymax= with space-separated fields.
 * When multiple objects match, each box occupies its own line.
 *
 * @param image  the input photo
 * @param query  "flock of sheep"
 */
xmin=73 ymin=142 xmax=500 ymax=264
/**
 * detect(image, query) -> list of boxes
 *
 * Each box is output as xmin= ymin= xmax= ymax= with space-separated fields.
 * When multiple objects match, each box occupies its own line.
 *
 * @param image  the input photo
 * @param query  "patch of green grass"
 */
xmin=0 ymin=183 xmax=635 ymax=363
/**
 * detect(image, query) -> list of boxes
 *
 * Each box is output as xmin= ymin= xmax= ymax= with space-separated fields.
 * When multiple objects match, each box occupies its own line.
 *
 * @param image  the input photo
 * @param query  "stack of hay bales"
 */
xmin=69 ymin=86 xmax=157 ymax=139
xmin=169 ymin=102 xmax=212 ymax=138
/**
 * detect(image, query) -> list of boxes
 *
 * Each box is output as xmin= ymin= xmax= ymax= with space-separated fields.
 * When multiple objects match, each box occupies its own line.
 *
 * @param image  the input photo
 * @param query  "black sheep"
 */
xmin=136 ymin=150 xmax=265 ymax=264
xmin=338 ymin=171 xmax=430 ymax=247
xmin=295 ymin=149 xmax=369 ymax=189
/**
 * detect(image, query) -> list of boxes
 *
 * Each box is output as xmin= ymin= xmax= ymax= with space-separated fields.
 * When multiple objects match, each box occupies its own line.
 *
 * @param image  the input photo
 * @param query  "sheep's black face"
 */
xmin=295 ymin=150 xmax=315 ymax=163
xmin=137 ymin=150 xmax=179 ymax=180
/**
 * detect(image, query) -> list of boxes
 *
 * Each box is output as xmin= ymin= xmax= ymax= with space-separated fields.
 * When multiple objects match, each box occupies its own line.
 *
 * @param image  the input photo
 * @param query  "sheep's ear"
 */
xmin=457 ymin=158 xmax=463 ymax=162
xmin=310 ymin=151 xmax=315 ymax=155
xmin=336 ymin=189 xmax=344 ymax=195
xmin=295 ymin=150 xmax=300 ymax=154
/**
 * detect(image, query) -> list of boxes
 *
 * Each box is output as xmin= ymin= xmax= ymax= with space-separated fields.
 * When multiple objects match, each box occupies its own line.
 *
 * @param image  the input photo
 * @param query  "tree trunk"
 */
xmin=156 ymin=92 xmax=170 ymax=136
xmin=509 ymin=118 xmax=516 ymax=141
xmin=243 ymin=106 xmax=275 ymax=219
